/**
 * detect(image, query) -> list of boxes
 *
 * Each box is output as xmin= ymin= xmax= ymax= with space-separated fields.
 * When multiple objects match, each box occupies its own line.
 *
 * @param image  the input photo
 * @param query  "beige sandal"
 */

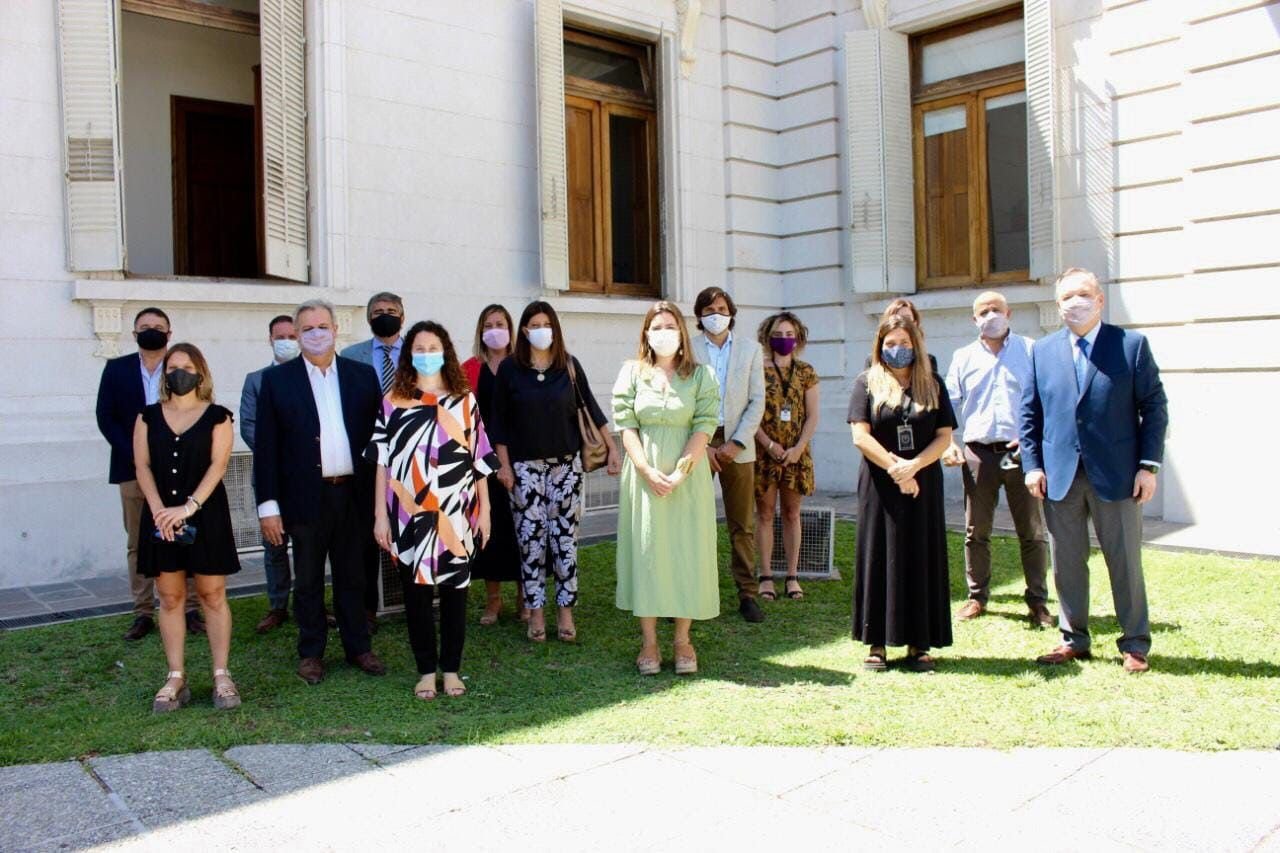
xmin=636 ymin=645 xmax=660 ymax=676
xmin=673 ymin=642 xmax=698 ymax=676
xmin=442 ymin=673 xmax=466 ymax=697
xmin=153 ymin=671 xmax=190 ymax=714
xmin=414 ymin=673 xmax=437 ymax=701
xmin=479 ymin=593 xmax=501 ymax=626
xmin=212 ymin=668 xmax=241 ymax=710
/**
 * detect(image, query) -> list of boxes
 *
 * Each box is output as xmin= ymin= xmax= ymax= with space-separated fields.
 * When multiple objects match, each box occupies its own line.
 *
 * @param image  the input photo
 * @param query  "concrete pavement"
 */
xmin=3 ymin=744 xmax=1278 ymax=851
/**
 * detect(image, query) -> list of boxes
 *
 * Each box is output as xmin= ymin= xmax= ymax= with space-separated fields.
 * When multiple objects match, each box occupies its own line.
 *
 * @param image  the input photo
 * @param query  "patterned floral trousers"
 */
xmin=511 ymin=455 xmax=583 ymax=609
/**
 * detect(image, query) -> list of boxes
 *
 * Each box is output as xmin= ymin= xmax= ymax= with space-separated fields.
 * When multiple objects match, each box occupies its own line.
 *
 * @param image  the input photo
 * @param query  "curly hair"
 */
xmin=756 ymin=311 xmax=809 ymax=354
xmin=390 ymin=320 xmax=470 ymax=399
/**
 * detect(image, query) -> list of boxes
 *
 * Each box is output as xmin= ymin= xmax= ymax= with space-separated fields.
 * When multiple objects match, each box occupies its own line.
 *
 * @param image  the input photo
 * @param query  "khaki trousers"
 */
xmin=710 ymin=429 xmax=758 ymax=600
xmin=119 ymin=480 xmax=197 ymax=617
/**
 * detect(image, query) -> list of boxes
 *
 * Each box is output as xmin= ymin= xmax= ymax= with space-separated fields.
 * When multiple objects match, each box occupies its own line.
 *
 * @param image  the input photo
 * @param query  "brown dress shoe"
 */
xmin=186 ymin=610 xmax=207 ymax=636
xmin=123 ymin=615 xmax=154 ymax=641
xmin=346 ymin=651 xmax=386 ymax=676
xmin=1028 ymin=603 xmax=1054 ymax=629
xmin=956 ymin=600 xmax=985 ymax=621
xmin=255 ymin=608 xmax=289 ymax=634
xmin=1122 ymin=652 xmax=1150 ymax=674
xmin=297 ymin=657 xmax=326 ymax=685
xmin=1036 ymin=644 xmax=1091 ymax=665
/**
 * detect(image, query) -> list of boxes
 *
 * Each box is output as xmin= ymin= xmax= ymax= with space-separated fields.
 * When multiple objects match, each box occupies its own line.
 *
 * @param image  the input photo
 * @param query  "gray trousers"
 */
xmin=961 ymin=442 xmax=1048 ymax=605
xmin=1043 ymin=466 xmax=1151 ymax=655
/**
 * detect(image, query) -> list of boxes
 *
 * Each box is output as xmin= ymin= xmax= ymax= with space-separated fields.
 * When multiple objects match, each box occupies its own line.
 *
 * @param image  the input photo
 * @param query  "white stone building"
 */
xmin=1 ymin=0 xmax=1276 ymax=590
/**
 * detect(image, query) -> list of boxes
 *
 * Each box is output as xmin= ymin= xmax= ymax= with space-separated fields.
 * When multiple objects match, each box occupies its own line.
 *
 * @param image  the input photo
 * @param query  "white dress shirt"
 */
xmin=139 ymin=355 xmax=163 ymax=405
xmin=257 ymin=358 xmax=355 ymax=518
xmin=704 ymin=331 xmax=733 ymax=426
xmin=945 ymin=332 xmax=1034 ymax=444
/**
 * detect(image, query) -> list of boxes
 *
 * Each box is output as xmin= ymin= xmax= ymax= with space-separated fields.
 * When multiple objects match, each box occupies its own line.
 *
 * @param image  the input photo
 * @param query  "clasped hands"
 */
xmin=886 ymin=453 xmax=921 ymax=498
xmin=152 ymin=502 xmax=194 ymax=542
xmin=642 ymin=455 xmax=695 ymax=497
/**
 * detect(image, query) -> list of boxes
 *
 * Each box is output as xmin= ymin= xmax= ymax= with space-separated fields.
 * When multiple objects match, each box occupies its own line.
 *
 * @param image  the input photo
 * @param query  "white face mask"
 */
xmin=526 ymin=327 xmax=554 ymax=351
xmin=976 ymin=311 xmax=1009 ymax=339
xmin=647 ymin=329 xmax=681 ymax=358
xmin=1060 ymin=295 xmax=1098 ymax=327
xmin=701 ymin=313 xmax=731 ymax=336
xmin=272 ymin=339 xmax=301 ymax=362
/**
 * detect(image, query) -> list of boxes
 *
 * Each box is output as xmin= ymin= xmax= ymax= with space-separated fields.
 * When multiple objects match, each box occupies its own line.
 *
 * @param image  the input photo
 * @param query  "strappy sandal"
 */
xmin=527 ymin=615 xmax=547 ymax=643
xmin=863 ymin=647 xmax=888 ymax=672
xmin=758 ymin=575 xmax=777 ymax=601
xmin=212 ymin=668 xmax=241 ymax=710
xmin=673 ymin=642 xmax=698 ymax=676
xmin=636 ymin=646 xmax=660 ymax=676
xmin=905 ymin=648 xmax=936 ymax=672
xmin=557 ymin=610 xmax=577 ymax=643
xmin=442 ymin=673 xmax=466 ymax=697
xmin=784 ymin=576 xmax=805 ymax=600
xmin=414 ymin=673 xmax=437 ymax=701
xmin=479 ymin=593 xmax=502 ymax=626
xmin=153 ymin=671 xmax=190 ymax=713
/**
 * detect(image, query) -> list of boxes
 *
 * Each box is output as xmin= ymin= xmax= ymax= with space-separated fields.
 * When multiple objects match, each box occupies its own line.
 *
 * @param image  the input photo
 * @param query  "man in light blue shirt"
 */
xmin=943 ymin=291 xmax=1051 ymax=627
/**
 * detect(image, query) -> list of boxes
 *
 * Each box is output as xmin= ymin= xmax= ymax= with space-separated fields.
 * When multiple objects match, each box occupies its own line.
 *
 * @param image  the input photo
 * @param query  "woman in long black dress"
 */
xmin=134 ymin=343 xmax=241 ymax=711
xmin=848 ymin=316 xmax=955 ymax=672
xmin=461 ymin=304 xmax=524 ymax=625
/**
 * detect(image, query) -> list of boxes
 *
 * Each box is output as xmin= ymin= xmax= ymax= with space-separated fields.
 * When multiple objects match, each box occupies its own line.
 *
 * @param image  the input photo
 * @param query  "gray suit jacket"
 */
xmin=339 ymin=338 xmax=375 ymax=366
xmin=691 ymin=332 xmax=766 ymax=463
xmin=239 ymin=364 xmax=273 ymax=450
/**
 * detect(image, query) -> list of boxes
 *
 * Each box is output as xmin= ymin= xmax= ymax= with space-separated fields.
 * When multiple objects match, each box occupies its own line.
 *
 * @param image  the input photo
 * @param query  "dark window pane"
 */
xmin=565 ymin=41 xmax=645 ymax=91
xmin=609 ymin=114 xmax=652 ymax=285
xmin=985 ymin=92 xmax=1029 ymax=273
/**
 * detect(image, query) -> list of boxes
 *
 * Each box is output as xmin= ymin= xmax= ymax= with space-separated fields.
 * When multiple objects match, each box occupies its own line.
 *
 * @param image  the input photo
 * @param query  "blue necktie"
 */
xmin=1074 ymin=337 xmax=1089 ymax=392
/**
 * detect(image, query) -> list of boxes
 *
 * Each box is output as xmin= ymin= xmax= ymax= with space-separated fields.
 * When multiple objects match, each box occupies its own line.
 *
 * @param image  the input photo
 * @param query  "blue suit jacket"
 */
xmin=339 ymin=338 xmax=375 ymax=366
xmin=95 ymin=353 xmax=148 ymax=484
xmin=1020 ymin=322 xmax=1168 ymax=502
xmin=239 ymin=364 xmax=271 ymax=450
xmin=252 ymin=355 xmax=381 ymax=527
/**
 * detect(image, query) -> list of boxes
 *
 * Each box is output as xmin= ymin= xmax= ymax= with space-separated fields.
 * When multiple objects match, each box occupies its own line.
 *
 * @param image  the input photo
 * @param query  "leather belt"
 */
xmin=321 ymin=475 xmax=351 ymax=485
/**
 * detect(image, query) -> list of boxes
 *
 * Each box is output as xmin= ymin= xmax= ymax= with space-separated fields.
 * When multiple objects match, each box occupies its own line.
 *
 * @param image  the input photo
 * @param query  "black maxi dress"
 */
xmin=848 ymin=371 xmax=955 ymax=650
xmin=469 ymin=361 xmax=521 ymax=582
xmin=137 ymin=403 xmax=241 ymax=577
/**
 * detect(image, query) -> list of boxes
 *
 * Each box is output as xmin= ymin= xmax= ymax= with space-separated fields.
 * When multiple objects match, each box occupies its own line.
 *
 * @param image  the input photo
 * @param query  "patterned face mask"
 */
xmin=881 ymin=344 xmax=915 ymax=369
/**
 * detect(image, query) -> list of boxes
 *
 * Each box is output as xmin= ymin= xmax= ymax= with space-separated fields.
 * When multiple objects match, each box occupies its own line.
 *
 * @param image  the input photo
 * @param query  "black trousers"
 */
xmin=401 ymin=567 xmax=467 ymax=674
xmin=289 ymin=481 xmax=371 ymax=660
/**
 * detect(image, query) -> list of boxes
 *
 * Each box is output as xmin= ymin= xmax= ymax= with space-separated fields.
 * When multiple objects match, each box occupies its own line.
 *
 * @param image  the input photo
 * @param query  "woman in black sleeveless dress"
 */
xmin=135 ymin=343 xmax=241 ymax=712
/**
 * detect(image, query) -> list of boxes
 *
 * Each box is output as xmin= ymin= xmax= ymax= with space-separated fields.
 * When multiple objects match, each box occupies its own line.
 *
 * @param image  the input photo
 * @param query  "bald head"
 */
xmin=972 ymin=291 xmax=1009 ymax=319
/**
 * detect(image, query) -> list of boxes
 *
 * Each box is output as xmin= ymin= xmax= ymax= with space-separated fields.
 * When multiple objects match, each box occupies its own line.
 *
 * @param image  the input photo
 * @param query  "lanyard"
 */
xmin=898 ymin=387 xmax=913 ymax=425
xmin=773 ymin=358 xmax=796 ymax=401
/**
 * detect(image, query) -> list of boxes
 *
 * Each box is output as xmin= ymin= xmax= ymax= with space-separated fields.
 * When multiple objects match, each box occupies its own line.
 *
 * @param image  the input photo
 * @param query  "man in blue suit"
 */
xmin=254 ymin=299 xmax=385 ymax=684
xmin=1020 ymin=268 xmax=1168 ymax=673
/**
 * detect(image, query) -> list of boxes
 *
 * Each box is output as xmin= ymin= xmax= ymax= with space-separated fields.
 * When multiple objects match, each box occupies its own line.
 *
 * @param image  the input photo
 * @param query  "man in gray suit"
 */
xmin=691 ymin=286 xmax=768 ymax=623
xmin=241 ymin=315 xmax=301 ymax=633
xmin=340 ymin=291 xmax=405 ymax=395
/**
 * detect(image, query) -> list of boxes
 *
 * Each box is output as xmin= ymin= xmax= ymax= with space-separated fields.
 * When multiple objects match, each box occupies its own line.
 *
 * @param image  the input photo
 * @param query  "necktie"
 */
xmin=1074 ymin=337 xmax=1089 ymax=392
xmin=380 ymin=345 xmax=395 ymax=394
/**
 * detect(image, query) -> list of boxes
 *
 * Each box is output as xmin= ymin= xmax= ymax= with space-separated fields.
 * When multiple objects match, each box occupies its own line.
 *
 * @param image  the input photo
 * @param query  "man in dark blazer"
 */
xmin=254 ymin=299 xmax=385 ymax=684
xmin=1020 ymin=267 xmax=1168 ymax=673
xmin=95 ymin=306 xmax=203 ymax=641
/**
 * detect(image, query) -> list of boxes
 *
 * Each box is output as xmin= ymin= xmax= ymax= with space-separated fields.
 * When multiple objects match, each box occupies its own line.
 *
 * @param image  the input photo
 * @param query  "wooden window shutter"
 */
xmin=56 ymin=0 xmax=125 ymax=272
xmin=1024 ymin=0 xmax=1058 ymax=282
xmin=534 ymin=0 xmax=570 ymax=291
xmin=845 ymin=28 xmax=915 ymax=294
xmin=259 ymin=0 xmax=308 ymax=282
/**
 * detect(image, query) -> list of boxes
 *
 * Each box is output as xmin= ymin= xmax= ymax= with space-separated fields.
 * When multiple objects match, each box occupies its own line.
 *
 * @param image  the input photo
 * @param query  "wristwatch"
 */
xmin=1138 ymin=463 xmax=1159 ymax=474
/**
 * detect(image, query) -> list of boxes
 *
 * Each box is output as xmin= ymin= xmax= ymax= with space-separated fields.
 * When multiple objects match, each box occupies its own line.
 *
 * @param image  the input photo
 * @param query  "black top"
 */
xmin=489 ymin=355 xmax=608 ymax=463
xmin=138 ymin=404 xmax=241 ymax=576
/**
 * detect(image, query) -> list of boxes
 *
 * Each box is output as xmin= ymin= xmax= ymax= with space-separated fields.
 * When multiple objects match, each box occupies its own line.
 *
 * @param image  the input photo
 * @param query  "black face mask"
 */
xmin=165 ymin=369 xmax=200 ymax=397
xmin=369 ymin=314 xmax=402 ymax=338
xmin=137 ymin=328 xmax=168 ymax=352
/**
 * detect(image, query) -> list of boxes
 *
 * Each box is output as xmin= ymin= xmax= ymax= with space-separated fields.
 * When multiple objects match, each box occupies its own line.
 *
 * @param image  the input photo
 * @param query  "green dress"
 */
xmin=612 ymin=360 xmax=721 ymax=619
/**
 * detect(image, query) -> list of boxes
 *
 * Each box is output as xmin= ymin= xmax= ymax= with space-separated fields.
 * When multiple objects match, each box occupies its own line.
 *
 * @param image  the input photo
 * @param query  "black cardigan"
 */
xmin=489 ymin=355 xmax=608 ymax=463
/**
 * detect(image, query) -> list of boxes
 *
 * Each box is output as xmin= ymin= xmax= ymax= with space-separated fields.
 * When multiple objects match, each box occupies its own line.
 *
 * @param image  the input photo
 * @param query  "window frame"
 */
xmin=563 ymin=26 xmax=661 ymax=297
xmin=910 ymin=6 xmax=1029 ymax=290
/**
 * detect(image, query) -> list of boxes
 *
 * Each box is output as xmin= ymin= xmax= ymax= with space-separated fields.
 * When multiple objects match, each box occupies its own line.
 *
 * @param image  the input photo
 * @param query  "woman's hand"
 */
xmin=665 ymin=469 xmax=687 ymax=491
xmin=373 ymin=514 xmax=393 ymax=552
xmin=605 ymin=448 xmax=622 ymax=477
xmin=496 ymin=465 xmax=515 ymax=491
xmin=898 ymin=477 xmax=920 ymax=498
xmin=769 ymin=441 xmax=786 ymax=462
xmin=153 ymin=505 xmax=189 ymax=541
xmin=641 ymin=465 xmax=674 ymax=497
xmin=782 ymin=445 xmax=805 ymax=466
xmin=888 ymin=456 xmax=920 ymax=484
xmin=477 ymin=505 xmax=492 ymax=548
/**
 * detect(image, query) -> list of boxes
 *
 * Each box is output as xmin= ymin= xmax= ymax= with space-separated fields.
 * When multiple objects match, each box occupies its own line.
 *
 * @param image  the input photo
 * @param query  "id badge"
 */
xmin=780 ymin=406 xmax=793 ymax=423
xmin=896 ymin=424 xmax=915 ymax=452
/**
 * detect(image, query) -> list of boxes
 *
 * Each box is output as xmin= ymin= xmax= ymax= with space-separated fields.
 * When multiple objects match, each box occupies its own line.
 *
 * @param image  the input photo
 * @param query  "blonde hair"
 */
xmin=472 ymin=303 xmax=514 ymax=360
xmin=866 ymin=316 xmax=938 ymax=412
xmin=636 ymin=301 xmax=698 ymax=378
xmin=159 ymin=343 xmax=215 ymax=402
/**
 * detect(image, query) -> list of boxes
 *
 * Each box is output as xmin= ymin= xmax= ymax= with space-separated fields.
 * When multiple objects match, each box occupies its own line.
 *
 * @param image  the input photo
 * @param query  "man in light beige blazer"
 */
xmin=691 ymin=287 xmax=768 ymax=623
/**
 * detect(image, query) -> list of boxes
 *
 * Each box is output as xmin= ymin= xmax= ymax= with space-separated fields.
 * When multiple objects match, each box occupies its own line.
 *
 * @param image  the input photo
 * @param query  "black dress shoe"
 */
xmin=739 ymin=597 xmax=765 ymax=623
xmin=186 ymin=610 xmax=207 ymax=635
xmin=123 ymin=615 xmax=154 ymax=641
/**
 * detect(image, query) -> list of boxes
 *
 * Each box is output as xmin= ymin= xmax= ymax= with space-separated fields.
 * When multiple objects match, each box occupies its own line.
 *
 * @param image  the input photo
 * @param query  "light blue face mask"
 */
xmin=412 ymin=352 xmax=445 ymax=376
xmin=881 ymin=344 xmax=916 ymax=369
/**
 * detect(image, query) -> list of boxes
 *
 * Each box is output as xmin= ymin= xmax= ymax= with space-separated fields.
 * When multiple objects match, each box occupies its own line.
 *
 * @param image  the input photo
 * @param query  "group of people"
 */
xmin=93 ymin=265 xmax=1167 ymax=711
xmin=94 ymin=286 xmax=828 ymax=708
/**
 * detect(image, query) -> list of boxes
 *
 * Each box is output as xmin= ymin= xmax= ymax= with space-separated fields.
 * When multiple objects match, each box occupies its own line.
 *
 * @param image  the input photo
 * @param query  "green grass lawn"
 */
xmin=1 ymin=521 xmax=1277 ymax=765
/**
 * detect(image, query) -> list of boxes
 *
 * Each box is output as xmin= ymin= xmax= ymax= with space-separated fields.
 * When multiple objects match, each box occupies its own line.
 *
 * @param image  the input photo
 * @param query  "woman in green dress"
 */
xmin=613 ymin=301 xmax=721 ymax=676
